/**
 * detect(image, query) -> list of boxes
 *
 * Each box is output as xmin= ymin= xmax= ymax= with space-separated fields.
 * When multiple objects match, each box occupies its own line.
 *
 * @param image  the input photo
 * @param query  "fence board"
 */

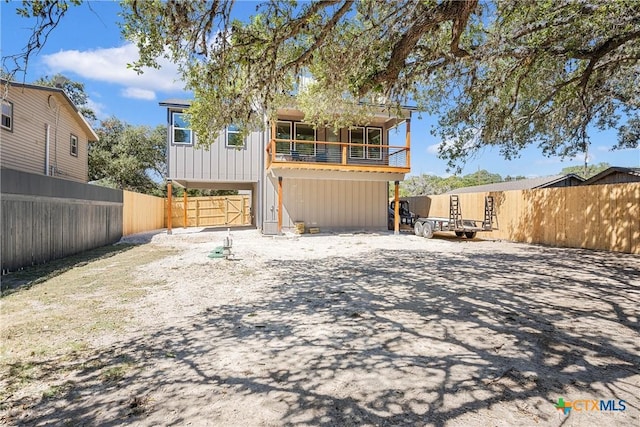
xmin=123 ymin=190 xmax=166 ymax=236
xmin=1 ymin=168 xmax=123 ymax=273
xmin=406 ymin=183 xmax=639 ymax=254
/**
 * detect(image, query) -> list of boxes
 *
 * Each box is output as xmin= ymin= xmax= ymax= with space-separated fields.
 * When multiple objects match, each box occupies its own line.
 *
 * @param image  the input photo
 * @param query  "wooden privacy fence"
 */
xmin=123 ymin=190 xmax=166 ymax=236
xmin=1 ymin=168 xmax=123 ymax=273
xmin=170 ymin=195 xmax=251 ymax=228
xmin=406 ymin=183 xmax=639 ymax=254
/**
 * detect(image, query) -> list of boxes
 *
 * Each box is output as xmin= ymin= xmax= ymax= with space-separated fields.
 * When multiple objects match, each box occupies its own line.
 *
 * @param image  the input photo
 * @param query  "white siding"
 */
xmin=1 ymin=87 xmax=89 ymax=182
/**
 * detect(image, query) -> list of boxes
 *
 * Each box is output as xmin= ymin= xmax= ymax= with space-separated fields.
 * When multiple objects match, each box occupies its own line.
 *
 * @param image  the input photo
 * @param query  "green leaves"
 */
xmin=90 ymin=117 xmax=166 ymax=194
xmin=115 ymin=0 xmax=639 ymax=170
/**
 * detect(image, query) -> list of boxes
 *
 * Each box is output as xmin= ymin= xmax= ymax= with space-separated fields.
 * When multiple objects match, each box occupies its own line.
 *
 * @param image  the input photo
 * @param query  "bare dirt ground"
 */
xmin=1 ymin=228 xmax=639 ymax=426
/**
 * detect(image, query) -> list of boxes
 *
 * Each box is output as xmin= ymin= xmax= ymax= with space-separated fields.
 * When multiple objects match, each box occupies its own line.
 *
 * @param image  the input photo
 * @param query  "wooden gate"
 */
xmin=171 ymin=195 xmax=251 ymax=228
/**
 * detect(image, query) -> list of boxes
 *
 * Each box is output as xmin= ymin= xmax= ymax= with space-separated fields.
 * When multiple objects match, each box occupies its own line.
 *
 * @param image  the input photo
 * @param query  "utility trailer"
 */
xmin=414 ymin=195 xmax=496 ymax=239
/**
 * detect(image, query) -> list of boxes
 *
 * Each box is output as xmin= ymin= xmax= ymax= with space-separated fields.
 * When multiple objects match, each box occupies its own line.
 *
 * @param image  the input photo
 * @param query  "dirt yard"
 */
xmin=1 ymin=229 xmax=639 ymax=426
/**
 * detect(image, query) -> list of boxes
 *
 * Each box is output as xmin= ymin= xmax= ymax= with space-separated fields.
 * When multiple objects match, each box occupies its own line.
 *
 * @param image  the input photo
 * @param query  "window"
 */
xmin=349 ymin=126 xmax=382 ymax=160
xmin=294 ymin=122 xmax=316 ymax=155
xmin=367 ymin=127 xmax=382 ymax=160
xmin=1 ymin=100 xmax=12 ymax=131
xmin=172 ymin=112 xmax=193 ymax=145
xmin=275 ymin=121 xmax=292 ymax=154
xmin=349 ymin=127 xmax=365 ymax=159
xmin=70 ymin=134 xmax=78 ymax=157
xmin=226 ymin=124 xmax=244 ymax=148
xmin=325 ymin=127 xmax=340 ymax=143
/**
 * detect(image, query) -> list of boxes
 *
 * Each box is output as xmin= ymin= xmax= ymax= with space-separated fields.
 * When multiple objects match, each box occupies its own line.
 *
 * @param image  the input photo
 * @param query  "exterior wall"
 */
xmin=1 ymin=86 xmax=90 ymax=182
xmin=166 ymin=108 xmax=262 ymax=183
xmin=263 ymin=175 xmax=388 ymax=232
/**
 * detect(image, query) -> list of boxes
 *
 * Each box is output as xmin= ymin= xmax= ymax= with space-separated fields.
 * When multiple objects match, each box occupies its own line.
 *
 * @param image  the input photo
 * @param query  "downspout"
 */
xmin=45 ymin=123 xmax=50 ymax=175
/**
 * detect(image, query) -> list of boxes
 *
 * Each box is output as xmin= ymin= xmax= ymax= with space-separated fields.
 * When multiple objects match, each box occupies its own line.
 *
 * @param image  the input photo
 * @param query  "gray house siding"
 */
xmin=262 ymin=174 xmax=388 ymax=233
xmin=165 ymin=108 xmax=262 ymax=183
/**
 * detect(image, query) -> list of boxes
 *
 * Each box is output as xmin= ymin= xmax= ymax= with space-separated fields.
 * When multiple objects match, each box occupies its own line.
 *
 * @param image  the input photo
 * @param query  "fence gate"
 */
xmin=171 ymin=195 xmax=251 ymax=228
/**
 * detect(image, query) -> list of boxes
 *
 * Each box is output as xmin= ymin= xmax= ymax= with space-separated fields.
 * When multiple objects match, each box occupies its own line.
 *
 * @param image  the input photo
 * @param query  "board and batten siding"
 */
xmin=1 ymin=86 xmax=89 ymax=183
xmin=264 ymin=176 xmax=388 ymax=231
xmin=167 ymin=117 xmax=262 ymax=183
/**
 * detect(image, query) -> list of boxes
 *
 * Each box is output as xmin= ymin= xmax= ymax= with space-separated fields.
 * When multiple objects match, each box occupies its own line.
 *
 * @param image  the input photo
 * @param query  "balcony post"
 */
xmin=342 ymin=144 xmax=347 ymax=165
xmin=394 ymin=180 xmax=400 ymax=235
xmin=271 ymin=120 xmax=276 ymax=165
xmin=405 ymin=115 xmax=411 ymax=168
xmin=277 ymin=176 xmax=283 ymax=234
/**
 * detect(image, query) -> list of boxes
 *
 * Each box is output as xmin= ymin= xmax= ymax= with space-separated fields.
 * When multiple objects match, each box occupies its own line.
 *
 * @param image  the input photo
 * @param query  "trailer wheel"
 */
xmin=465 ymin=231 xmax=477 ymax=239
xmin=414 ymin=222 xmax=424 ymax=236
xmin=422 ymin=222 xmax=434 ymax=239
xmin=455 ymin=231 xmax=464 ymax=237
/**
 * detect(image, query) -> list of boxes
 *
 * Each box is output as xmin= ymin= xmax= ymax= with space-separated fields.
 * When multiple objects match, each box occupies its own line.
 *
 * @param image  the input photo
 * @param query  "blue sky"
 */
xmin=2 ymin=1 xmax=638 ymax=178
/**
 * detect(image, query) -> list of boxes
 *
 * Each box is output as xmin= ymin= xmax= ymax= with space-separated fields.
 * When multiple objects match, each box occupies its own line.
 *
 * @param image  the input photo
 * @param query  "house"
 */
xmin=581 ymin=166 xmax=640 ymax=185
xmin=159 ymin=99 xmax=414 ymax=234
xmin=1 ymin=80 xmax=98 ymax=183
xmin=445 ymin=174 xmax=585 ymax=194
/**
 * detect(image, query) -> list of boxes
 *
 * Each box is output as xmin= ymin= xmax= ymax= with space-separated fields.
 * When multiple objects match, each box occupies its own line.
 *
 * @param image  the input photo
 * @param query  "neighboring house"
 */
xmin=160 ymin=99 xmax=413 ymax=233
xmin=445 ymin=174 xmax=585 ymax=194
xmin=582 ymin=166 xmax=640 ymax=185
xmin=1 ymin=80 xmax=97 ymax=183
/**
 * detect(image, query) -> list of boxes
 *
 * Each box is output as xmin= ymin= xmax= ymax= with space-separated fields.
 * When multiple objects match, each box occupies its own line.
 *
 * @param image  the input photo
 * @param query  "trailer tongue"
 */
xmin=414 ymin=195 xmax=496 ymax=239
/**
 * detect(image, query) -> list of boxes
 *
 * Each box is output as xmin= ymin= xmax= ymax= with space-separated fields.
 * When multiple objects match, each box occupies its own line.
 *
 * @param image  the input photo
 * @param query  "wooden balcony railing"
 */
xmin=266 ymin=139 xmax=410 ymax=173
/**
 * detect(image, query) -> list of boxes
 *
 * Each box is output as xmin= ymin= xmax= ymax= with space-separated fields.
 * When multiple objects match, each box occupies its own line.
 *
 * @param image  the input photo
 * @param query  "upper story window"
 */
xmin=70 ymin=134 xmax=78 ymax=157
xmin=1 ymin=100 xmax=13 ymax=131
xmin=226 ymin=124 xmax=244 ymax=148
xmin=349 ymin=126 xmax=382 ymax=159
xmin=367 ymin=127 xmax=382 ymax=160
xmin=294 ymin=122 xmax=316 ymax=155
xmin=275 ymin=121 xmax=292 ymax=154
xmin=172 ymin=112 xmax=193 ymax=145
xmin=349 ymin=127 xmax=365 ymax=159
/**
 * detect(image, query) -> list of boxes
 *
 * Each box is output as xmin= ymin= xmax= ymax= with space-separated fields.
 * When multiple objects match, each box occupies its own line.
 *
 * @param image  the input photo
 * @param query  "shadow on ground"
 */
xmin=5 ymin=245 xmax=639 ymax=426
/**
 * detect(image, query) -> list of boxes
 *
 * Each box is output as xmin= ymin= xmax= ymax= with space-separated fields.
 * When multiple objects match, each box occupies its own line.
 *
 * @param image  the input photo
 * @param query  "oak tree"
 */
xmin=6 ymin=1 xmax=639 ymax=170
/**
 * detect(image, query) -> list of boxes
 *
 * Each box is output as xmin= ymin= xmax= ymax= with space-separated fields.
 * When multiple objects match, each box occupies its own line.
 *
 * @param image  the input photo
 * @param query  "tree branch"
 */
xmin=358 ymin=0 xmax=478 ymax=96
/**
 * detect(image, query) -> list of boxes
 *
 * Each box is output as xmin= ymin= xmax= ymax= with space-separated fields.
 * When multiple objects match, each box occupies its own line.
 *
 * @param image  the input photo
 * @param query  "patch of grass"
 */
xmin=1 ymin=244 xmax=138 ymax=297
xmin=0 ymin=244 xmax=176 ymax=403
xmin=42 ymin=381 xmax=74 ymax=399
xmin=0 ymin=361 xmax=39 ymax=401
xmin=100 ymin=365 xmax=128 ymax=382
xmin=0 ymin=244 xmax=174 ymax=421
xmin=8 ymin=361 xmax=36 ymax=383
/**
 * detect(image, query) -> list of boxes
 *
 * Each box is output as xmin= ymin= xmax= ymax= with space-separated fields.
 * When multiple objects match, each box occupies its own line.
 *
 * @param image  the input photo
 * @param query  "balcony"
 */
xmin=266 ymin=139 xmax=410 ymax=174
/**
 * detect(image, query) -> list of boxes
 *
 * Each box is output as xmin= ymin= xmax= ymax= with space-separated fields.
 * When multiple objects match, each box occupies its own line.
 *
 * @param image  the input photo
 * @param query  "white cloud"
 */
xmin=426 ymin=143 xmax=441 ymax=155
xmin=427 ymin=129 xmax=482 ymax=156
xmin=122 ymin=87 xmax=156 ymax=100
xmin=85 ymin=98 xmax=109 ymax=120
xmin=41 ymin=43 xmax=185 ymax=98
